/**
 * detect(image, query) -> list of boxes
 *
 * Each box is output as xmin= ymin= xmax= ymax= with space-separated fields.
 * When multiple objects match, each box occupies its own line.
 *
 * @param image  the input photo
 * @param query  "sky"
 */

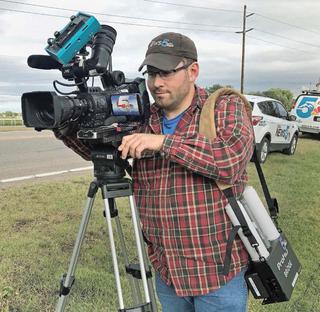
xmin=1 ymin=0 xmax=320 ymax=112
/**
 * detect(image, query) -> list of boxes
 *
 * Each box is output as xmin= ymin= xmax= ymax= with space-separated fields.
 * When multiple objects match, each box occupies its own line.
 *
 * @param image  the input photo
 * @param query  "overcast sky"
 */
xmin=0 ymin=0 xmax=320 ymax=112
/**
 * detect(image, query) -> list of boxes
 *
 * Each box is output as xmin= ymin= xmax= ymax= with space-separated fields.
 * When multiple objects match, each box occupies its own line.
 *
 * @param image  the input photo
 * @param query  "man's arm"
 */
xmin=162 ymin=95 xmax=254 ymax=184
xmin=53 ymin=127 xmax=91 ymax=161
xmin=118 ymin=95 xmax=254 ymax=185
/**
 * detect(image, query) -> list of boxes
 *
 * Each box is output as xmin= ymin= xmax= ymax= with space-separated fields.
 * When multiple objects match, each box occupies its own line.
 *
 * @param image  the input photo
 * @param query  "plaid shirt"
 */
xmin=133 ymin=86 xmax=254 ymax=296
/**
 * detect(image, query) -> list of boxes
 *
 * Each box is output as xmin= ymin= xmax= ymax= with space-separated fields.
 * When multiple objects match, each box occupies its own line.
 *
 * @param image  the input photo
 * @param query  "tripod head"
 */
xmin=91 ymin=146 xmax=131 ymax=183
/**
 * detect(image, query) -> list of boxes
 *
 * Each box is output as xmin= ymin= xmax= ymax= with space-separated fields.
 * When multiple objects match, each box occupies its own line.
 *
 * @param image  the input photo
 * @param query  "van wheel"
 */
xmin=283 ymin=134 xmax=298 ymax=155
xmin=258 ymin=137 xmax=270 ymax=163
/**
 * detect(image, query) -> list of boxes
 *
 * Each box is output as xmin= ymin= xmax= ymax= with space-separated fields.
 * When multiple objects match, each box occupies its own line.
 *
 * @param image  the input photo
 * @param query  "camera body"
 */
xmin=21 ymin=12 xmax=150 ymax=146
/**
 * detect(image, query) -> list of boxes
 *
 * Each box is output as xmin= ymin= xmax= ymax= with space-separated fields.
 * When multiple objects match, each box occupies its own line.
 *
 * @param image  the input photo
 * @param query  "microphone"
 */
xmin=27 ymin=55 xmax=62 ymax=70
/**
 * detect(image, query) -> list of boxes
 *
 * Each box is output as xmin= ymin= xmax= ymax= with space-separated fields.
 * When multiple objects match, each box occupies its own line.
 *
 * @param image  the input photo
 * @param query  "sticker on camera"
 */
xmin=111 ymin=94 xmax=140 ymax=116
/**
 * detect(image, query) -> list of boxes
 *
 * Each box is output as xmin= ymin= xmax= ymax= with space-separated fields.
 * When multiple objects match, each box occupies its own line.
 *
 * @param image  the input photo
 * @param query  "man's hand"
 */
xmin=118 ymin=133 xmax=165 ymax=159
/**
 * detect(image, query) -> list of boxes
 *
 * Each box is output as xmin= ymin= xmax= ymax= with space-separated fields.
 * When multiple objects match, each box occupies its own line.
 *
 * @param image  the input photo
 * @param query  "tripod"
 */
xmin=55 ymin=146 xmax=158 ymax=311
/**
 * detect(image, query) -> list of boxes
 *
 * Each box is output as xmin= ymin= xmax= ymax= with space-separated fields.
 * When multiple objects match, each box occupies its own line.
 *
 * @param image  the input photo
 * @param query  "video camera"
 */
xmin=21 ymin=12 xmax=150 ymax=145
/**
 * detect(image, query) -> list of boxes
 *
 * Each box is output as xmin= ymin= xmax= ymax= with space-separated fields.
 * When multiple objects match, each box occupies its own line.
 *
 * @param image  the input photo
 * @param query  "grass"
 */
xmin=0 ymin=126 xmax=31 ymax=132
xmin=0 ymin=137 xmax=319 ymax=311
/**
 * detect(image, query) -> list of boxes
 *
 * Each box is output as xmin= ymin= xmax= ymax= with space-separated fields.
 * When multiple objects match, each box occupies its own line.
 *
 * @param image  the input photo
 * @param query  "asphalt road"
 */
xmin=0 ymin=130 xmax=91 ymax=182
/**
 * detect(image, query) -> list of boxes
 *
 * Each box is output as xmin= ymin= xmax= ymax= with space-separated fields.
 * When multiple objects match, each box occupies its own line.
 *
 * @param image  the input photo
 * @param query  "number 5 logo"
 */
xmin=296 ymin=97 xmax=317 ymax=118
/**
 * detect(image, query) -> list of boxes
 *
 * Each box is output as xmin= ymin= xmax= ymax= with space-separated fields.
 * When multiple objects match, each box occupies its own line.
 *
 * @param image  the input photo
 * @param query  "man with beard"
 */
xmin=118 ymin=32 xmax=254 ymax=312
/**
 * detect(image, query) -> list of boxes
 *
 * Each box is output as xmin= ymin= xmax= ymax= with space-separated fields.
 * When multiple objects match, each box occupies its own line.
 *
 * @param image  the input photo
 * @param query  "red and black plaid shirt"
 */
xmin=133 ymin=86 xmax=254 ymax=296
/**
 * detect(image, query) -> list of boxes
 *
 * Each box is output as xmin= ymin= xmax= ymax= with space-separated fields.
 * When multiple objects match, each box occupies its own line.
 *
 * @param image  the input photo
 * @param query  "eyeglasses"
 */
xmin=142 ymin=63 xmax=192 ymax=80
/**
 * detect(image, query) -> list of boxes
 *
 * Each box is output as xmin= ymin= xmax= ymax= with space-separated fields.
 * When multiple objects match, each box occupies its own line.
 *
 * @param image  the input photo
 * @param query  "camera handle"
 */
xmin=55 ymin=176 xmax=157 ymax=311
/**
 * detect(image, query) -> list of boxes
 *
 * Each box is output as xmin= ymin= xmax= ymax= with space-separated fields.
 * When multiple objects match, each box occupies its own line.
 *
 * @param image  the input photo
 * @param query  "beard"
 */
xmin=150 ymin=81 xmax=191 ymax=112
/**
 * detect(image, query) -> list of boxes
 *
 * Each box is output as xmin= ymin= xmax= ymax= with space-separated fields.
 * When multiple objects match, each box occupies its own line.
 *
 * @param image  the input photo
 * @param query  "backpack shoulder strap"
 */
xmin=199 ymin=87 xmax=252 ymax=190
xmin=199 ymin=87 xmax=252 ymax=139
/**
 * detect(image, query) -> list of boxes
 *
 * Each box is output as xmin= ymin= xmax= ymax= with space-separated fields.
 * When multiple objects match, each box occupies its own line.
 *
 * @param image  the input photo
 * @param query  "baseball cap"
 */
xmin=138 ymin=32 xmax=197 ymax=72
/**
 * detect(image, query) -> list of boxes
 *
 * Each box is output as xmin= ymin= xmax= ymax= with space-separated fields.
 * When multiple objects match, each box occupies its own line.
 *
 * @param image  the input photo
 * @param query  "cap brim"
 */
xmin=138 ymin=53 xmax=183 ymax=71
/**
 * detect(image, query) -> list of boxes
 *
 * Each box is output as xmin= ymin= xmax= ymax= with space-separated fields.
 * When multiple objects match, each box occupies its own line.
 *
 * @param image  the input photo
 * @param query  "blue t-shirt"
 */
xmin=162 ymin=111 xmax=186 ymax=135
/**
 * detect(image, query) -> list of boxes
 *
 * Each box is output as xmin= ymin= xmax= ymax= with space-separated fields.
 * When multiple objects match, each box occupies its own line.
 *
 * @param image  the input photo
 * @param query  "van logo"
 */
xmin=276 ymin=125 xmax=290 ymax=140
xmin=296 ymin=97 xmax=320 ymax=118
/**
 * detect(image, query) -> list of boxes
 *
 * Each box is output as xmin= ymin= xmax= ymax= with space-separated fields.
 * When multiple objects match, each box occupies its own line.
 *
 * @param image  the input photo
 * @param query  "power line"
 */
xmin=0 ymin=0 xmax=240 ymax=29
xmin=2 ymin=0 xmax=319 ymax=46
xmin=0 ymin=7 xmax=67 ymax=19
xmin=143 ymin=0 xmax=242 ymax=13
xmin=254 ymin=12 xmax=320 ymax=36
xmin=0 ymin=7 xmax=236 ymax=33
xmin=142 ymin=0 xmax=320 ymax=37
xmin=255 ymin=28 xmax=320 ymax=49
xmin=1 ymin=2 xmax=320 ymax=54
xmin=247 ymin=35 xmax=317 ymax=55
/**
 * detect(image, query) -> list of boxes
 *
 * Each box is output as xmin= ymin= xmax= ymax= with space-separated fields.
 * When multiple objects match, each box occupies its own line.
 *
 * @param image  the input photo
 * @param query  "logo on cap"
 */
xmin=149 ymin=39 xmax=174 ymax=48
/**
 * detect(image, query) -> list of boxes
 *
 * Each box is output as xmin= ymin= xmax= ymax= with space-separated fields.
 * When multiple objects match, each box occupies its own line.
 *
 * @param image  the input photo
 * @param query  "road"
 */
xmin=0 ymin=130 xmax=91 ymax=182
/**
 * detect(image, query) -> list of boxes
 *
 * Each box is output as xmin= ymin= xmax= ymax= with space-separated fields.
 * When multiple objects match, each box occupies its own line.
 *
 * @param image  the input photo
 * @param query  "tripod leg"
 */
xmin=101 ymin=186 xmax=125 ymax=310
xmin=128 ymin=195 xmax=152 ymax=305
xmin=56 ymin=181 xmax=99 ymax=312
xmin=129 ymin=195 xmax=158 ymax=312
xmin=112 ymin=199 xmax=143 ymax=305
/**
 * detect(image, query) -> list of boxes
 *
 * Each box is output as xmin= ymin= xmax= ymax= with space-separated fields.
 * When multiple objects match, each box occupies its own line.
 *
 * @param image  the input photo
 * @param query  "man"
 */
xmin=55 ymin=31 xmax=254 ymax=311
xmin=118 ymin=32 xmax=254 ymax=312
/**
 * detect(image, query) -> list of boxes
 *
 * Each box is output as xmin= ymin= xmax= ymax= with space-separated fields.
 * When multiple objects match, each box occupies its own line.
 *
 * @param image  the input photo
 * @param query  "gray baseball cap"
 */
xmin=138 ymin=32 xmax=197 ymax=71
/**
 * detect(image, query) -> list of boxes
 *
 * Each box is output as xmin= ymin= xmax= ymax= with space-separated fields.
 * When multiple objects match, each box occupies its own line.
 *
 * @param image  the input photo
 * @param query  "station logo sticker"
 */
xmin=276 ymin=125 xmax=290 ymax=140
xmin=296 ymin=96 xmax=320 ymax=118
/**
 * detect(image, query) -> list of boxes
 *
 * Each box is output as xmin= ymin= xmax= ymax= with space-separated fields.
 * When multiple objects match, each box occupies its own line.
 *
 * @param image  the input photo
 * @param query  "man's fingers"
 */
xmin=118 ymin=134 xmax=164 ymax=159
xmin=135 ymin=144 xmax=147 ymax=159
xmin=118 ymin=134 xmax=138 ymax=158
xmin=129 ymin=140 xmax=141 ymax=159
xmin=119 ymin=134 xmax=144 ymax=159
xmin=118 ymin=134 xmax=136 ymax=150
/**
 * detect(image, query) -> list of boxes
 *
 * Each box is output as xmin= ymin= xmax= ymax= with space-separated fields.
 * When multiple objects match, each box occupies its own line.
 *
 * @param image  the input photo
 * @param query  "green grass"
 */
xmin=0 ymin=177 xmax=143 ymax=311
xmin=0 ymin=125 xmax=31 ymax=132
xmin=0 ymin=137 xmax=319 ymax=311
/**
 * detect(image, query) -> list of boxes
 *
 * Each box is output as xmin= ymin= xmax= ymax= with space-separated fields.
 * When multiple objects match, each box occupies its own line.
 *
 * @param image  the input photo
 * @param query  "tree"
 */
xmin=4 ymin=111 xmax=14 ymax=117
xmin=2 ymin=111 xmax=20 ymax=118
xmin=263 ymin=88 xmax=294 ymax=110
xmin=251 ymin=88 xmax=294 ymax=111
xmin=205 ymin=85 xmax=294 ymax=111
xmin=205 ymin=84 xmax=233 ymax=94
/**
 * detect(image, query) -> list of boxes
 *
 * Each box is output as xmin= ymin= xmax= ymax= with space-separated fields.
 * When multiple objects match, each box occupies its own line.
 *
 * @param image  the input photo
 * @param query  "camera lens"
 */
xmin=21 ymin=91 xmax=87 ymax=129
xmin=36 ymin=106 xmax=54 ymax=125
xmin=22 ymin=92 xmax=56 ymax=128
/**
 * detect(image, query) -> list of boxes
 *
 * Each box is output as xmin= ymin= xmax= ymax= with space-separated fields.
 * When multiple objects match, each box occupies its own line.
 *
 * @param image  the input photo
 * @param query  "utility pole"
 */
xmin=236 ymin=5 xmax=254 ymax=93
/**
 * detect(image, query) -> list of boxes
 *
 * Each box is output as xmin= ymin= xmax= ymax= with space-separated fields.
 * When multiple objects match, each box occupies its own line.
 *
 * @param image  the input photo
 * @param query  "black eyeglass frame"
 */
xmin=142 ymin=62 xmax=193 ymax=79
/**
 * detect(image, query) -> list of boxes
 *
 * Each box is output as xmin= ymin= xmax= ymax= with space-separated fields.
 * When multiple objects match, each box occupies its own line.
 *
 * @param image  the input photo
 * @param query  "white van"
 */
xmin=291 ymin=91 xmax=320 ymax=135
xmin=245 ymin=95 xmax=299 ymax=163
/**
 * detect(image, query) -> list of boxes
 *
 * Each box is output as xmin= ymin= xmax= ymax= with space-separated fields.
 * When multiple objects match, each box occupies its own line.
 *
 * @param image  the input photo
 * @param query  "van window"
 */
xmin=258 ymin=101 xmax=277 ymax=117
xmin=275 ymin=102 xmax=288 ymax=119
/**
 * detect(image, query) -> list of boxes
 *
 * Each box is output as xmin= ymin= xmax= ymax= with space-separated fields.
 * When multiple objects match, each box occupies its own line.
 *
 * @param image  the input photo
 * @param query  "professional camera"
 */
xmin=21 ymin=12 xmax=150 ymax=146
xmin=21 ymin=14 xmax=158 ymax=311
